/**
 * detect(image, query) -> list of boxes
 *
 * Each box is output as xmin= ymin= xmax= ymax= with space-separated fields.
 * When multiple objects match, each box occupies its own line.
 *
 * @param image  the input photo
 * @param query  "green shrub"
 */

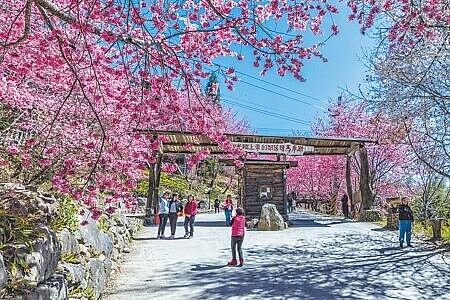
xmin=50 ymin=197 xmax=79 ymax=233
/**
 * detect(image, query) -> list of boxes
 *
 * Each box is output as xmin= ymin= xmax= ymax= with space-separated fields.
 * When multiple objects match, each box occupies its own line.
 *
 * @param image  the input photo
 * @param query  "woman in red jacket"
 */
xmin=228 ymin=207 xmax=245 ymax=267
xmin=183 ymin=195 xmax=197 ymax=239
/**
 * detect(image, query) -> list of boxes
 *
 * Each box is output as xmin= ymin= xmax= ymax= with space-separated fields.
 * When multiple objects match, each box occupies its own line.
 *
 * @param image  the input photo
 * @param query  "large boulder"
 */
xmin=0 ymin=184 xmax=57 ymax=224
xmin=257 ymin=203 xmax=286 ymax=231
xmin=87 ymin=258 xmax=107 ymax=300
xmin=79 ymin=221 xmax=114 ymax=257
xmin=59 ymin=262 xmax=87 ymax=288
xmin=0 ymin=253 xmax=7 ymax=290
xmin=58 ymin=229 xmax=80 ymax=255
xmin=32 ymin=273 xmax=68 ymax=300
xmin=22 ymin=226 xmax=61 ymax=285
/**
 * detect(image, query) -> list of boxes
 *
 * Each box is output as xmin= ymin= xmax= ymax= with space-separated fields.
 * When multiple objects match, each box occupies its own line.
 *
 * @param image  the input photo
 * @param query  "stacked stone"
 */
xmin=0 ymin=183 xmax=143 ymax=299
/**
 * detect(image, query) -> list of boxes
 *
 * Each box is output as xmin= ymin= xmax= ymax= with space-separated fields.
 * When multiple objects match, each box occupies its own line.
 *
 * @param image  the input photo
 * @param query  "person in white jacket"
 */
xmin=157 ymin=191 xmax=170 ymax=239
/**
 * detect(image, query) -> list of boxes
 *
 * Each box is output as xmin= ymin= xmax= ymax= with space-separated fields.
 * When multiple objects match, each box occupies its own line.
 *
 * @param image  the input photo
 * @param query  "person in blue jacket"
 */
xmin=398 ymin=197 xmax=414 ymax=248
xmin=157 ymin=191 xmax=170 ymax=239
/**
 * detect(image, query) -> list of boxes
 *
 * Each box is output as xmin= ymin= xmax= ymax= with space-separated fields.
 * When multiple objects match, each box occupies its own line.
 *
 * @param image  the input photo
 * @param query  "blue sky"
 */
xmin=213 ymin=7 xmax=375 ymax=136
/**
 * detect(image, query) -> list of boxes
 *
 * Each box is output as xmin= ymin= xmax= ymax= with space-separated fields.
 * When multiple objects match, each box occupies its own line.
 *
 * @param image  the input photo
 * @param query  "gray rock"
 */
xmin=127 ymin=218 xmax=143 ymax=236
xmin=33 ymin=273 xmax=68 ymax=300
xmin=108 ymin=228 xmax=126 ymax=253
xmin=246 ymin=218 xmax=259 ymax=229
xmin=79 ymin=221 xmax=113 ymax=257
xmin=103 ymin=258 xmax=113 ymax=278
xmin=60 ymin=263 xmax=86 ymax=286
xmin=111 ymin=260 xmax=120 ymax=272
xmin=22 ymin=227 xmax=61 ymax=285
xmin=87 ymin=258 xmax=107 ymax=300
xmin=111 ymin=248 xmax=120 ymax=261
xmin=58 ymin=229 xmax=80 ymax=255
xmin=257 ymin=203 xmax=286 ymax=231
xmin=0 ymin=182 xmax=25 ymax=190
xmin=0 ymin=253 xmax=7 ymax=289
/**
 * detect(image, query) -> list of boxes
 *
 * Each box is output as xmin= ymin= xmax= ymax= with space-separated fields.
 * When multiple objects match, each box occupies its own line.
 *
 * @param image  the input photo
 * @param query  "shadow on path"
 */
xmin=190 ymin=264 xmax=228 ymax=271
xmin=180 ymin=235 xmax=449 ymax=299
xmin=194 ymin=221 xmax=227 ymax=227
xmin=107 ymin=212 xmax=450 ymax=300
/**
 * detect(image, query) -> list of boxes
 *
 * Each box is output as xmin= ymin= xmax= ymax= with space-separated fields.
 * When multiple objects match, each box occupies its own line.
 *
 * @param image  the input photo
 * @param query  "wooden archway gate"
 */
xmin=136 ymin=130 xmax=375 ymax=219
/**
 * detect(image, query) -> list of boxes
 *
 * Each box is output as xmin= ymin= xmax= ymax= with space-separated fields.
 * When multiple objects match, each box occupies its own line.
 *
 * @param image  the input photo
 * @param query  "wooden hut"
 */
xmin=238 ymin=160 xmax=295 ymax=220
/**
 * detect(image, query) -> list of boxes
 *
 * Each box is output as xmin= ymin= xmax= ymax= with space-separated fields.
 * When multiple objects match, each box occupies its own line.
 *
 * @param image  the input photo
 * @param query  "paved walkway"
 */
xmin=103 ymin=211 xmax=450 ymax=300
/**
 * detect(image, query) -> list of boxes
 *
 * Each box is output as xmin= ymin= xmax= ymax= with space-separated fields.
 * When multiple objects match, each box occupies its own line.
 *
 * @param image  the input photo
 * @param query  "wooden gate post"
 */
xmin=152 ymin=152 xmax=163 ymax=214
xmin=145 ymin=160 xmax=155 ymax=218
xmin=359 ymin=146 xmax=373 ymax=210
xmin=346 ymin=155 xmax=354 ymax=216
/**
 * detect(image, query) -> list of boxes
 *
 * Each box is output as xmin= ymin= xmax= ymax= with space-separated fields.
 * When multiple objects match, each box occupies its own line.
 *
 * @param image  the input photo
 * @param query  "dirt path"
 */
xmin=103 ymin=210 xmax=450 ymax=300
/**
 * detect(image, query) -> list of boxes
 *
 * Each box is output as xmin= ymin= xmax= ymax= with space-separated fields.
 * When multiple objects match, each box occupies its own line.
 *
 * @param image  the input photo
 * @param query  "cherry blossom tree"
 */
xmin=0 ymin=0 xmax=344 ymax=219
xmin=288 ymin=98 xmax=412 ymax=214
xmin=1 ymin=0 xmax=448 ymax=219
xmin=366 ymin=27 xmax=449 ymax=178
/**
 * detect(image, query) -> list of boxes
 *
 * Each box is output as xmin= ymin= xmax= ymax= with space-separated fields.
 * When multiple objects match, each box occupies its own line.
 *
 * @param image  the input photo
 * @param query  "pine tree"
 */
xmin=205 ymin=73 xmax=220 ymax=105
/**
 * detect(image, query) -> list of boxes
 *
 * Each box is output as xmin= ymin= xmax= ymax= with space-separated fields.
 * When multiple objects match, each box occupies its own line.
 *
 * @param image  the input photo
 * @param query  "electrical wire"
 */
xmin=199 ymin=62 xmax=327 ymax=107
xmin=237 ymin=79 xmax=325 ymax=109
xmin=233 ymin=70 xmax=326 ymax=104
xmin=222 ymin=98 xmax=310 ymax=125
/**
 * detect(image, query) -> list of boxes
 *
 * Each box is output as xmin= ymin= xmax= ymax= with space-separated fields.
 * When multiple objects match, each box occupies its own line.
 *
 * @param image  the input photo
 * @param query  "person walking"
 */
xmin=341 ymin=194 xmax=349 ymax=219
xmin=227 ymin=207 xmax=246 ymax=267
xmin=398 ymin=197 xmax=414 ymax=248
xmin=183 ymin=195 xmax=197 ymax=239
xmin=168 ymin=193 xmax=183 ymax=239
xmin=223 ymin=195 xmax=234 ymax=226
xmin=157 ymin=191 xmax=170 ymax=239
xmin=288 ymin=196 xmax=293 ymax=213
xmin=214 ymin=198 xmax=220 ymax=214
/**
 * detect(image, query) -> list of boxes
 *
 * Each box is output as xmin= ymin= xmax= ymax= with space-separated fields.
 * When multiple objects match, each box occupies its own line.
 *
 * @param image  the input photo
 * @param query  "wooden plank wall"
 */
xmin=243 ymin=164 xmax=287 ymax=219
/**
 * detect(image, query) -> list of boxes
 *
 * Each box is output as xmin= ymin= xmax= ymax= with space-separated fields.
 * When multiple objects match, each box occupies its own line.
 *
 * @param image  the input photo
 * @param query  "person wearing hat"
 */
xmin=398 ymin=197 xmax=414 ymax=248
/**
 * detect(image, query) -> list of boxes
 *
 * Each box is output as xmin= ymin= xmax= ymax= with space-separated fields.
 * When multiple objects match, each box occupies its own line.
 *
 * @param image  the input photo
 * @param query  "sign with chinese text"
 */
xmin=231 ymin=142 xmax=314 ymax=156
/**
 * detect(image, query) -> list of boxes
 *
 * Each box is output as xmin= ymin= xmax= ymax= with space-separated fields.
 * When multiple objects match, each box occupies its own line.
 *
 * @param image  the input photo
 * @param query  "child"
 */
xmin=223 ymin=195 xmax=234 ymax=226
xmin=228 ymin=207 xmax=245 ymax=267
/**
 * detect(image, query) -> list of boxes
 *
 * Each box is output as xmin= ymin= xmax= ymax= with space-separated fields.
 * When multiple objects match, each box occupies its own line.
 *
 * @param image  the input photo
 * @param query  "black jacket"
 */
xmin=398 ymin=204 xmax=414 ymax=221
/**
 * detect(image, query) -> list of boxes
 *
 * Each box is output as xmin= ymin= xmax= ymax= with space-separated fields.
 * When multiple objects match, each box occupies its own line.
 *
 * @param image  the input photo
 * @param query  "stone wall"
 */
xmin=0 ymin=183 xmax=143 ymax=299
xmin=57 ymin=215 xmax=142 ymax=299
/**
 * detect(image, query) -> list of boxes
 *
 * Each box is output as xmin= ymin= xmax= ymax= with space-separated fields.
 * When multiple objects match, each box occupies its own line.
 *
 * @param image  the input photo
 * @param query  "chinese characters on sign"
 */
xmin=231 ymin=142 xmax=314 ymax=155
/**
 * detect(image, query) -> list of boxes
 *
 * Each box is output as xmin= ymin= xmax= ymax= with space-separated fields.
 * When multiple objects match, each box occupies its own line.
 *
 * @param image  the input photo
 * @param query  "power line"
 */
xmin=199 ymin=62 xmax=327 ymax=108
xmin=222 ymin=98 xmax=310 ymax=125
xmin=224 ymin=94 xmax=293 ymax=113
xmin=253 ymin=128 xmax=313 ymax=136
xmin=234 ymin=70 xmax=326 ymax=104
xmin=237 ymin=79 xmax=325 ymax=109
xmin=254 ymin=127 xmax=296 ymax=132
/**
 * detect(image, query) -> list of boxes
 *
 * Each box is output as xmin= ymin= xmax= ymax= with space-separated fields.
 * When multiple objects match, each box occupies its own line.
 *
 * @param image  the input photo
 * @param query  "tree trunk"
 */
xmin=431 ymin=220 xmax=442 ymax=240
xmin=152 ymin=152 xmax=163 ymax=214
xmin=346 ymin=155 xmax=354 ymax=217
xmin=145 ymin=163 xmax=154 ymax=218
xmin=359 ymin=146 xmax=373 ymax=210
